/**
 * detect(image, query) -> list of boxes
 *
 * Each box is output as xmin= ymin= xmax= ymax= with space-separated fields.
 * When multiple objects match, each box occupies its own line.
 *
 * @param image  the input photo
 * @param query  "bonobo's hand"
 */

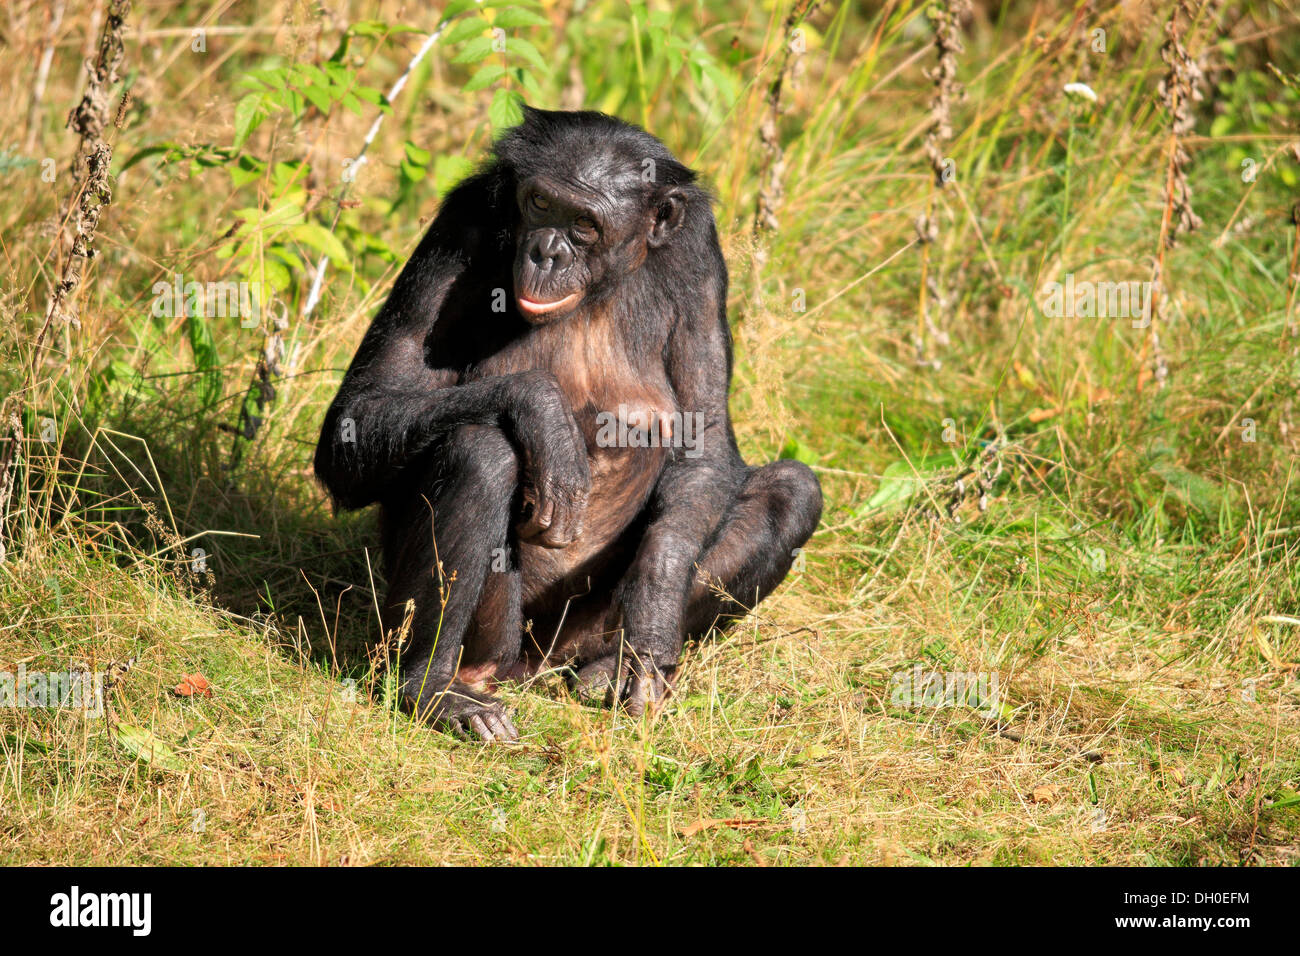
xmin=570 ymin=652 xmax=675 ymax=717
xmin=512 ymin=372 xmax=590 ymax=548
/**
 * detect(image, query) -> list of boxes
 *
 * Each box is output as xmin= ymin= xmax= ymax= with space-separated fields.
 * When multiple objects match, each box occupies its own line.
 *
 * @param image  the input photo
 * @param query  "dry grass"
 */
xmin=2 ymin=0 xmax=1299 ymax=865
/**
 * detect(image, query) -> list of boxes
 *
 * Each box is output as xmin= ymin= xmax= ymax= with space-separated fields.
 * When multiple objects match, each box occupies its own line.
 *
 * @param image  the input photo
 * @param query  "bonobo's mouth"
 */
xmin=515 ymin=290 xmax=580 ymax=319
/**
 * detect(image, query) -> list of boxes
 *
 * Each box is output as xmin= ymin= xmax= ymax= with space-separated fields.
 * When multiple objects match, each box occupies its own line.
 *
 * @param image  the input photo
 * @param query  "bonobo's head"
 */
xmin=493 ymin=107 xmax=707 ymax=323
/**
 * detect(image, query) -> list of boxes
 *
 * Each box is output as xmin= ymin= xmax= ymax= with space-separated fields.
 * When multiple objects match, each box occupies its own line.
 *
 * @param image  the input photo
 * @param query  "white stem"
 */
xmin=303 ymin=20 xmax=449 ymax=318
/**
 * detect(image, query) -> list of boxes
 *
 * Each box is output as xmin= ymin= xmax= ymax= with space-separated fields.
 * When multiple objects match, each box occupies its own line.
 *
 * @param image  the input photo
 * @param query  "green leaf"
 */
xmin=434 ymin=154 xmax=476 ymax=198
xmin=291 ymin=222 xmax=350 ymax=266
xmin=464 ymin=64 xmax=507 ymax=92
xmin=3 ymin=734 xmax=52 ymax=756
xmin=507 ymin=37 xmax=549 ymax=74
xmin=403 ymin=141 xmax=432 ymax=165
xmin=492 ymin=7 xmax=549 ymax=28
xmin=442 ymin=0 xmax=485 ymax=19
xmin=1150 ymin=460 xmax=1226 ymax=515
xmin=454 ymin=35 xmax=497 ymax=64
xmin=118 ymin=143 xmax=180 ymax=173
xmin=489 ymin=88 xmax=525 ymax=130
xmin=233 ymin=93 xmax=266 ymax=149
xmin=778 ymin=437 xmax=818 ymax=466
xmin=443 ymin=17 xmax=490 ymax=46
xmin=400 ymin=157 xmax=428 ymax=182
xmin=1264 ymin=790 xmax=1300 ymax=811
xmin=861 ymin=455 xmax=951 ymax=515
xmin=298 ymin=80 xmax=334 ymax=114
xmin=354 ymin=87 xmax=391 ymax=111
xmin=115 ymin=724 xmax=187 ymax=773
xmin=348 ymin=20 xmax=425 ymax=37
xmin=517 ymin=67 xmax=541 ymax=97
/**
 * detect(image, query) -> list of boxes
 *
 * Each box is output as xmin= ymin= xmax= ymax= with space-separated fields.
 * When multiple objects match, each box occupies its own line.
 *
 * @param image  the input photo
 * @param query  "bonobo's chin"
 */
xmin=515 ymin=290 xmax=581 ymax=323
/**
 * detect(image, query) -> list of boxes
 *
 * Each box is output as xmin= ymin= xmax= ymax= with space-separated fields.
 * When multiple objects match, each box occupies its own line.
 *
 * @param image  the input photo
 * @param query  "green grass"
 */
xmin=2 ymin=0 xmax=1299 ymax=865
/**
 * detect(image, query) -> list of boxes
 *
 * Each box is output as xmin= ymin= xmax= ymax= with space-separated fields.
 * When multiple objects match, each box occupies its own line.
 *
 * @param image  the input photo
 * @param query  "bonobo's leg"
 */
xmin=682 ymin=459 xmax=823 ymax=636
xmin=572 ymin=459 xmax=822 ymax=710
xmin=381 ymin=424 xmax=523 ymax=742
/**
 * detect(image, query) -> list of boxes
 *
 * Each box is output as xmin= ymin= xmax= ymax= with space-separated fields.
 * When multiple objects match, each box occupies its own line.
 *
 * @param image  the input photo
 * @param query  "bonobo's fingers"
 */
xmin=484 ymin=707 xmax=519 ymax=741
xmin=518 ymin=472 xmax=588 ymax=548
xmin=412 ymin=680 xmax=520 ymax=743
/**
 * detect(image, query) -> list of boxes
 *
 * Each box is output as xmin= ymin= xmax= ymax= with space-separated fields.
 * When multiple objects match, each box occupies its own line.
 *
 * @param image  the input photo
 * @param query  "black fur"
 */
xmin=315 ymin=108 xmax=821 ymax=740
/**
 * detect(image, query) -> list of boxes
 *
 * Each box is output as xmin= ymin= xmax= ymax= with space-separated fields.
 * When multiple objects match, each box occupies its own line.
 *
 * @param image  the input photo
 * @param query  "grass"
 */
xmin=1 ymin=0 xmax=1299 ymax=865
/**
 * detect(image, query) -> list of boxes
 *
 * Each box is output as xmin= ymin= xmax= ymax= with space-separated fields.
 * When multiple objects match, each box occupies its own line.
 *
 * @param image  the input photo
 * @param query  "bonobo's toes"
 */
xmin=450 ymin=701 xmax=519 ymax=743
xmin=624 ymin=667 xmax=674 ymax=717
xmin=569 ymin=655 xmax=674 ymax=716
xmin=411 ymin=680 xmax=520 ymax=743
xmin=570 ymin=656 xmax=620 ymax=706
xmin=466 ymin=707 xmax=519 ymax=743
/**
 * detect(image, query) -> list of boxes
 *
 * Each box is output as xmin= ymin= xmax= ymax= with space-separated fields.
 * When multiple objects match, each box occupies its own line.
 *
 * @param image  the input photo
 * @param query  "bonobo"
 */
xmin=314 ymin=108 xmax=821 ymax=741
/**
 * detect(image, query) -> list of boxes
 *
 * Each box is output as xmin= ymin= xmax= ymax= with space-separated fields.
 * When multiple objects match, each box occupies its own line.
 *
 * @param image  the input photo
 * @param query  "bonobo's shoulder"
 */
xmin=419 ymin=168 xmax=512 ymax=258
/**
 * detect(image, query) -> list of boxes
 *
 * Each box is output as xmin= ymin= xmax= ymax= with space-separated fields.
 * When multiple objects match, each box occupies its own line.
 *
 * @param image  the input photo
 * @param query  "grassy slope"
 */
xmin=2 ymin=0 xmax=1299 ymax=864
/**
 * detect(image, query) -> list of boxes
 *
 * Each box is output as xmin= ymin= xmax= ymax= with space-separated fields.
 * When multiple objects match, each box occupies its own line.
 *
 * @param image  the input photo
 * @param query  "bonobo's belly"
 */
xmin=465 ymin=310 xmax=679 ymax=608
xmin=517 ymin=398 xmax=672 ymax=607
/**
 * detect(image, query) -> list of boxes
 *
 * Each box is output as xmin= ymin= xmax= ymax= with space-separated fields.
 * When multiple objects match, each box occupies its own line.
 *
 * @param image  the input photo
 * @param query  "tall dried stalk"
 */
xmin=753 ymin=0 xmax=822 ymax=242
xmin=1139 ymin=0 xmax=1211 ymax=393
xmin=914 ymin=0 xmax=970 ymax=370
xmin=0 ymin=0 xmax=132 ymax=563
xmin=56 ymin=0 xmax=131 ymax=289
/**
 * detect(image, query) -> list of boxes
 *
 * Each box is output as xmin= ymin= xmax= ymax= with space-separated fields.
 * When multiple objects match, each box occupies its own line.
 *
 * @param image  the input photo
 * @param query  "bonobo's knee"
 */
xmin=766 ymin=459 xmax=823 ymax=548
xmin=440 ymin=425 xmax=520 ymax=496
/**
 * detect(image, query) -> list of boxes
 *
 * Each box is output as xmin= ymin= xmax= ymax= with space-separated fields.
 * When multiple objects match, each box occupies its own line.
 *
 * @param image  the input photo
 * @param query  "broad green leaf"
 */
xmin=403 ymin=141 xmax=432 ymax=165
xmin=291 ymin=222 xmax=350 ymax=265
xmin=1150 ymin=461 xmax=1225 ymax=515
xmin=492 ymin=7 xmax=549 ymax=28
xmin=434 ymin=154 xmax=476 ymax=198
xmin=464 ymin=64 xmax=507 ymax=92
xmin=489 ymin=88 xmax=525 ymax=130
xmin=115 ymin=724 xmax=187 ymax=774
xmin=454 ymin=35 xmax=497 ymax=64
xmin=443 ymin=17 xmax=490 ymax=46
xmin=233 ymin=93 xmax=266 ymax=149
xmin=861 ymin=455 xmax=951 ymax=515
xmin=778 ymin=437 xmax=818 ymax=466
xmin=507 ymin=37 xmax=549 ymax=74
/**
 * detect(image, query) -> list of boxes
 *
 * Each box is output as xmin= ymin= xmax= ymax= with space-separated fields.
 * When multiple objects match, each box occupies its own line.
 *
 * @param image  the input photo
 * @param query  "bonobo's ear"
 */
xmin=647 ymin=187 xmax=688 ymax=249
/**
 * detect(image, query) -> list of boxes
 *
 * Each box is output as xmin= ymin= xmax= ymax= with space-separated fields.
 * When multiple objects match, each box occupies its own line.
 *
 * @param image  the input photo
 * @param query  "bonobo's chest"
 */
xmin=469 ymin=311 xmax=678 ymax=462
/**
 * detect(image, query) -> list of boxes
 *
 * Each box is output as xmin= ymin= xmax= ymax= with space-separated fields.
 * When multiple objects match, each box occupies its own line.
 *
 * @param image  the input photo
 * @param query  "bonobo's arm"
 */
xmin=614 ymin=269 xmax=740 ymax=693
xmin=313 ymin=175 xmax=589 ymax=542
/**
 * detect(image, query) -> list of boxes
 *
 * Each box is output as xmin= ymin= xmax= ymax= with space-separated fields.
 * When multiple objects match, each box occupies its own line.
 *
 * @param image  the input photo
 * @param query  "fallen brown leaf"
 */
xmin=173 ymin=673 xmax=212 ymax=698
xmin=1030 ymin=784 xmax=1060 ymax=804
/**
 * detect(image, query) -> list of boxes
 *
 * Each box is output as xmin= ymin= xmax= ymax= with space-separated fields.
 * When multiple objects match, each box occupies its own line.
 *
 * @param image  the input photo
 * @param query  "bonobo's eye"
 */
xmin=573 ymin=214 xmax=598 ymax=236
xmin=529 ymin=193 xmax=550 ymax=212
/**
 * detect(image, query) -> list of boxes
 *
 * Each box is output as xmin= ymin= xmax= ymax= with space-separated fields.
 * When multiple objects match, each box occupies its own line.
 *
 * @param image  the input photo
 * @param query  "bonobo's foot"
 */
xmin=408 ymin=679 xmax=520 ymax=742
xmin=569 ymin=654 xmax=675 ymax=717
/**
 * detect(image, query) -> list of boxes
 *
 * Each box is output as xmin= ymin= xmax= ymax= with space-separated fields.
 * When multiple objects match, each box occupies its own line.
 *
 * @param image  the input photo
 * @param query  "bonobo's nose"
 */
xmin=528 ymin=229 xmax=572 ymax=271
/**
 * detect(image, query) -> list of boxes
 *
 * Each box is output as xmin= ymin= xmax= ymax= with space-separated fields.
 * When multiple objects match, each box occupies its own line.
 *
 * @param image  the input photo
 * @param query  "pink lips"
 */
xmin=516 ymin=291 xmax=580 ymax=317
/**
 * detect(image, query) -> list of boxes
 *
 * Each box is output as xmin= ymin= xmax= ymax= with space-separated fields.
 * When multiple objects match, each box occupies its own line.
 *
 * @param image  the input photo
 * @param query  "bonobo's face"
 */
xmin=512 ymin=164 xmax=651 ymax=323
